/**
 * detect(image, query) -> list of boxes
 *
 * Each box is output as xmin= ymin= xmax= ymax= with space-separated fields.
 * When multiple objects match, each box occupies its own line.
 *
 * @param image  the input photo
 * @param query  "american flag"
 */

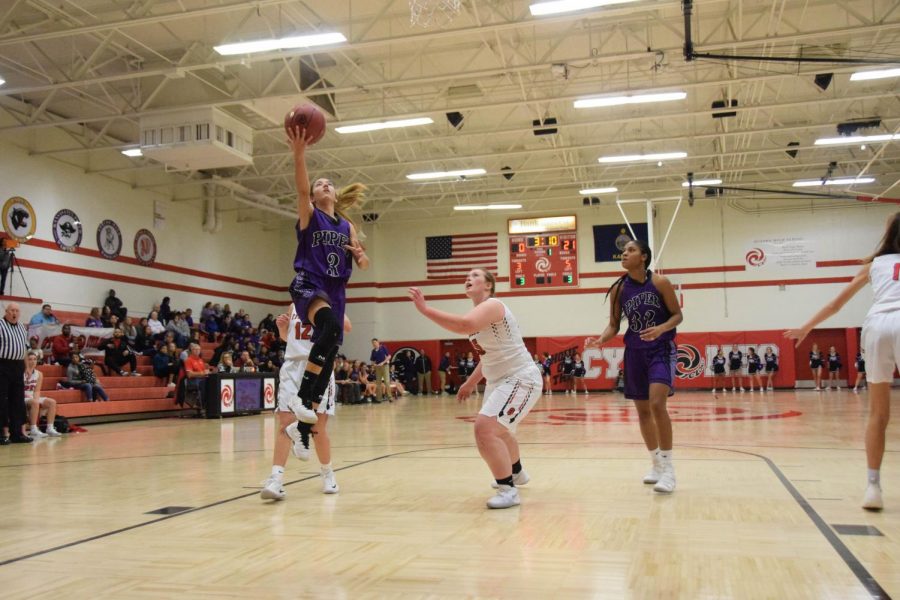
xmin=425 ymin=232 xmax=498 ymax=279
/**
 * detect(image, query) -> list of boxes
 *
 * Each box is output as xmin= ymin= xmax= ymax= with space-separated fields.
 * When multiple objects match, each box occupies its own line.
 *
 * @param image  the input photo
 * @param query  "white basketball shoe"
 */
xmin=653 ymin=465 xmax=676 ymax=493
xmin=321 ymin=468 xmax=339 ymax=494
xmin=486 ymin=485 xmax=520 ymax=509
xmin=862 ymin=484 xmax=883 ymax=511
xmin=260 ymin=475 xmax=286 ymax=500
xmin=284 ymin=421 xmax=311 ymax=461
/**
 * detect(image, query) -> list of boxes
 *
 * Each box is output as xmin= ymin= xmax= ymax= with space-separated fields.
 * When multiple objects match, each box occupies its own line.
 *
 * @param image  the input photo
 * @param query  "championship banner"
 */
xmin=27 ymin=323 xmax=115 ymax=356
xmin=593 ymin=223 xmax=648 ymax=262
xmin=535 ymin=331 xmax=794 ymax=391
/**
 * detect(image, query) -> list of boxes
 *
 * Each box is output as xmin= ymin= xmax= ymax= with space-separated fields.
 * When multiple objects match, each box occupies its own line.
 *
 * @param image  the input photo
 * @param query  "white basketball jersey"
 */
xmin=23 ymin=369 xmax=38 ymax=400
xmin=468 ymin=299 xmax=534 ymax=380
xmin=867 ymin=254 xmax=900 ymax=319
xmin=284 ymin=306 xmax=314 ymax=362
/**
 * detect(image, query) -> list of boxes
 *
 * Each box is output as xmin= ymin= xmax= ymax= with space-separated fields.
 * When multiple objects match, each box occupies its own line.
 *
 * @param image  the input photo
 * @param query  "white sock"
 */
xmin=321 ymin=462 xmax=333 ymax=473
xmin=271 ymin=465 xmax=285 ymax=480
xmin=868 ymin=469 xmax=880 ymax=485
xmin=658 ymin=449 xmax=673 ymax=464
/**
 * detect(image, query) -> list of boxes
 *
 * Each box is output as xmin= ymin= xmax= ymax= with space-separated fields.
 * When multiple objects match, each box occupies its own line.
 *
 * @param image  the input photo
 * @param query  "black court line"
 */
xmin=700 ymin=446 xmax=891 ymax=600
xmin=0 ymin=444 xmax=469 ymax=568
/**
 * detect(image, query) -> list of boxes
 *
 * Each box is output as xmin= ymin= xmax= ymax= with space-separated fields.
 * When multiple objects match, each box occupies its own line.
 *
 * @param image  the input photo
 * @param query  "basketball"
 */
xmin=284 ymin=103 xmax=326 ymax=145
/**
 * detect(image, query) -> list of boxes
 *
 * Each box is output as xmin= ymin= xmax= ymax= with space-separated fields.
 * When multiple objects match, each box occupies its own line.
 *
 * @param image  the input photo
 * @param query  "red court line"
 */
xmin=17 ymin=258 xmax=285 ymax=306
xmin=26 ymin=237 xmax=287 ymax=292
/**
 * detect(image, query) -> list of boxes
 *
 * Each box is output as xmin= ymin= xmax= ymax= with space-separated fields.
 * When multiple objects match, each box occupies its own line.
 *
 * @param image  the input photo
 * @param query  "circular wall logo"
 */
xmin=264 ymin=382 xmax=275 ymax=403
xmin=3 ymin=197 xmax=36 ymax=242
xmin=745 ymin=247 xmax=766 ymax=267
xmin=52 ymin=209 xmax=83 ymax=252
xmin=675 ymin=344 xmax=706 ymax=380
xmin=96 ymin=220 xmax=122 ymax=259
xmin=133 ymin=229 xmax=157 ymax=266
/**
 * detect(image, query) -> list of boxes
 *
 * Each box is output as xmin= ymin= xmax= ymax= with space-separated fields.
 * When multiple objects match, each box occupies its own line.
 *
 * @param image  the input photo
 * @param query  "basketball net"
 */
xmin=409 ymin=0 xmax=461 ymax=28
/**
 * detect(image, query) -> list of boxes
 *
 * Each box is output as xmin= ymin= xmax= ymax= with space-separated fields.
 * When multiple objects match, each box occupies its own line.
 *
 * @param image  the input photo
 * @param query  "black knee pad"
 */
xmin=309 ymin=307 xmax=340 ymax=363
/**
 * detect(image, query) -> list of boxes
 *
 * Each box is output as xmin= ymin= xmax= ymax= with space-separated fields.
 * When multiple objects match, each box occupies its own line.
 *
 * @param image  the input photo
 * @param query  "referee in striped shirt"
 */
xmin=0 ymin=302 xmax=32 ymax=444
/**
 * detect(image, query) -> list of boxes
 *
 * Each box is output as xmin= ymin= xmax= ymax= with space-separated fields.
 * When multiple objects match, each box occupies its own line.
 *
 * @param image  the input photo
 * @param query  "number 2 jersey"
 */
xmin=866 ymin=254 xmax=900 ymax=320
xmin=619 ymin=271 xmax=676 ymax=350
xmin=468 ymin=299 xmax=537 ymax=381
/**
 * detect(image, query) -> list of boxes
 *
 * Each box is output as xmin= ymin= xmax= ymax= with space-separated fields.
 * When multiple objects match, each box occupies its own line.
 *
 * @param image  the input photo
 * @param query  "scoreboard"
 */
xmin=509 ymin=231 xmax=579 ymax=288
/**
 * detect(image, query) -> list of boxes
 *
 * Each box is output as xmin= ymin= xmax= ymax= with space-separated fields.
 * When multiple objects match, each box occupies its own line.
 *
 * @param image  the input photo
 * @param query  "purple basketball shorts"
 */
xmin=623 ymin=341 xmax=676 ymax=401
xmin=289 ymin=271 xmax=346 ymax=345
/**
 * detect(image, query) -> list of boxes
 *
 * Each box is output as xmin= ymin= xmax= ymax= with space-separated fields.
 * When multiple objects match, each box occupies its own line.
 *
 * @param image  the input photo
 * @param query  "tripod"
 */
xmin=1 ymin=250 xmax=32 ymax=298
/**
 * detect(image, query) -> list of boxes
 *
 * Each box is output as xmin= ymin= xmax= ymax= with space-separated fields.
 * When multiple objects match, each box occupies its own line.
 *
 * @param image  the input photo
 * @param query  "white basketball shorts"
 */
xmin=479 ymin=364 xmax=543 ymax=432
xmin=861 ymin=311 xmax=900 ymax=383
xmin=276 ymin=359 xmax=336 ymax=416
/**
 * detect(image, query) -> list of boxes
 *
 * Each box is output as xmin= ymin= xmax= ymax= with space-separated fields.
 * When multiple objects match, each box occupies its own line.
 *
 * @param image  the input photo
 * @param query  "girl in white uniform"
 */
xmin=24 ymin=351 xmax=62 ymax=438
xmin=261 ymin=306 xmax=344 ymax=501
xmin=408 ymin=269 xmax=542 ymax=509
xmin=786 ymin=211 xmax=900 ymax=511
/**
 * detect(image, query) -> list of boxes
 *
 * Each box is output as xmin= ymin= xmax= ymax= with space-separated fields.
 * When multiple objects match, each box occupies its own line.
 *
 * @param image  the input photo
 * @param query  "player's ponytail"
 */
xmin=335 ymin=182 xmax=367 ymax=229
xmin=866 ymin=211 xmax=900 ymax=263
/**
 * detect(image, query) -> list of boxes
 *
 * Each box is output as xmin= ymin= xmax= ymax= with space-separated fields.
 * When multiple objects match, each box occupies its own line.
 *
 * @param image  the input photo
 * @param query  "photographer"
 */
xmin=0 ymin=239 xmax=13 ymax=296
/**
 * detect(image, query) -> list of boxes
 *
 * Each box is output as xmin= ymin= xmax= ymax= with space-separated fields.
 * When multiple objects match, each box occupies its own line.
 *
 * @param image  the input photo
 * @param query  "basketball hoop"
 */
xmin=409 ymin=0 xmax=461 ymax=28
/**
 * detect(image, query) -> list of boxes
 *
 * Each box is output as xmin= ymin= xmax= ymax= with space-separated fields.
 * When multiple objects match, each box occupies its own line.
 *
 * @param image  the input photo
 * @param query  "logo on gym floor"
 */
xmin=675 ymin=344 xmax=706 ymax=380
xmin=457 ymin=404 xmax=802 ymax=425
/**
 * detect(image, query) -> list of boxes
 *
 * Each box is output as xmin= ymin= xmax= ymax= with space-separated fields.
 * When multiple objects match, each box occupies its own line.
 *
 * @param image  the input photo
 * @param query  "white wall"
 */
xmin=1 ymin=139 xmax=295 ymax=323
xmin=352 ymin=199 xmax=894 ymax=348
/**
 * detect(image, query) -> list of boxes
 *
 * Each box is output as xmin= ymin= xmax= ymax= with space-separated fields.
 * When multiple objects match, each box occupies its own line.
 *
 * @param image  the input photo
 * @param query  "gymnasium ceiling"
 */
xmin=0 ymin=0 xmax=898 ymax=227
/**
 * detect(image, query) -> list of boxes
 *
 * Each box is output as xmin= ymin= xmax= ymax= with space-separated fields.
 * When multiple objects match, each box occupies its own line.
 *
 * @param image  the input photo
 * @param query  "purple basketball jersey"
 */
xmin=619 ymin=272 xmax=676 ymax=350
xmin=293 ymin=208 xmax=352 ymax=284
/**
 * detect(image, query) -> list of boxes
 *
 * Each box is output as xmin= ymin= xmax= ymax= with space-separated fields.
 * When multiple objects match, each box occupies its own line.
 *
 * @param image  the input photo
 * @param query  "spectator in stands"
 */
xmin=104 ymin=289 xmax=126 ymax=321
xmin=100 ymin=305 xmax=113 ymax=327
xmin=148 ymin=303 xmax=160 ymax=319
xmin=203 ymin=314 xmax=219 ymax=342
xmin=66 ymin=353 xmax=108 ymax=402
xmin=133 ymin=325 xmax=156 ymax=355
xmin=402 ymin=349 xmax=417 ymax=394
xmin=237 ymin=350 xmax=257 ymax=372
xmin=159 ymin=297 xmax=173 ymax=324
xmin=211 ymin=303 xmax=222 ymax=319
xmin=166 ymin=312 xmax=190 ymax=347
xmin=23 ymin=351 xmax=61 ymax=438
xmin=29 ymin=304 xmax=59 ymax=326
xmin=334 ymin=357 xmax=360 ymax=404
xmin=415 ymin=349 xmax=433 ymax=395
xmin=101 ymin=328 xmax=140 ymax=376
xmin=258 ymin=357 xmax=277 ymax=373
xmin=108 ymin=314 xmax=119 ymax=330
xmin=217 ymin=352 xmax=237 ymax=373
xmin=85 ymin=307 xmax=103 ymax=328
xmin=200 ymin=302 xmax=214 ymax=322
xmin=209 ymin=335 xmax=231 ymax=367
xmin=52 ymin=324 xmax=75 ymax=367
xmin=121 ymin=316 xmax=138 ymax=343
xmin=27 ymin=336 xmax=45 ymax=365
xmin=152 ymin=345 xmax=178 ymax=386
xmin=221 ymin=315 xmax=235 ymax=335
xmin=183 ymin=308 xmax=195 ymax=330
xmin=258 ymin=313 xmax=276 ymax=334
xmin=147 ymin=310 xmax=165 ymax=336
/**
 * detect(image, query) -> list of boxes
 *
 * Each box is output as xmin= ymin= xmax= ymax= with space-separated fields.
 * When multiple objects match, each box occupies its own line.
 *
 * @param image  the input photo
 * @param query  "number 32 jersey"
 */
xmin=619 ymin=272 xmax=676 ymax=350
xmin=866 ymin=254 xmax=900 ymax=319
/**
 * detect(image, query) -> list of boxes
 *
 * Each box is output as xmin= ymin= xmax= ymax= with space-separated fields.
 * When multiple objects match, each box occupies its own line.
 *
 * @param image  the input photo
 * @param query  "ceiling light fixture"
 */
xmin=850 ymin=68 xmax=900 ymax=82
xmin=579 ymin=187 xmax=618 ymax=194
xmin=529 ymin=0 xmax=640 ymax=16
xmin=407 ymin=168 xmax=487 ymax=180
xmin=682 ymin=178 xmax=721 ymax=187
xmin=792 ymin=177 xmax=875 ymax=187
xmin=598 ymin=152 xmax=687 ymax=164
xmin=0 ymin=77 xmax=5 ymax=86
xmin=121 ymin=148 xmax=143 ymax=157
xmin=214 ymin=32 xmax=347 ymax=56
xmin=574 ymin=91 xmax=686 ymax=109
xmin=814 ymin=134 xmax=900 ymax=146
xmin=453 ymin=204 xmax=522 ymax=211
xmin=336 ymin=117 xmax=433 ymax=134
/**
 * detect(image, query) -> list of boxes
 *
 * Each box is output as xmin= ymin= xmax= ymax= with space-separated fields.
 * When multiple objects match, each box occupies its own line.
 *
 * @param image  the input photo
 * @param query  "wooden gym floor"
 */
xmin=0 ymin=389 xmax=897 ymax=599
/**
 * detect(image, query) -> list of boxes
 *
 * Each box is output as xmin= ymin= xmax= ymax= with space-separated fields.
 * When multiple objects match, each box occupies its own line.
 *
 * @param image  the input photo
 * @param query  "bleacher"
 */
xmin=36 ymin=308 xmax=218 ymax=423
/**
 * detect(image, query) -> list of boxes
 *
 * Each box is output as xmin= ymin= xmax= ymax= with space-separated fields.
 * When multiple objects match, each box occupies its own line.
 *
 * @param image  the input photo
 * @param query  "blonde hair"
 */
xmin=335 ymin=182 xmax=367 ymax=229
xmin=477 ymin=268 xmax=497 ymax=297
